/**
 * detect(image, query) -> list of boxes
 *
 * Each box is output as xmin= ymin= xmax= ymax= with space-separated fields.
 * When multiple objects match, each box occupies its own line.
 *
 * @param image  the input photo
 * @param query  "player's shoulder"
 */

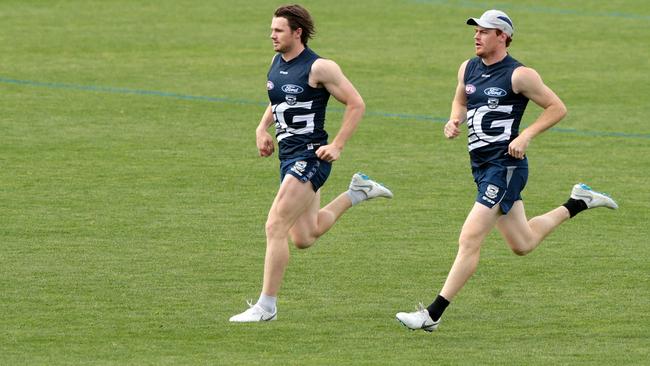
xmin=460 ymin=58 xmax=471 ymax=69
xmin=268 ymin=53 xmax=281 ymax=67
xmin=310 ymin=58 xmax=342 ymax=82
xmin=312 ymin=58 xmax=339 ymax=71
xmin=512 ymin=65 xmax=539 ymax=78
xmin=509 ymin=54 xmax=537 ymax=80
xmin=457 ymin=58 xmax=472 ymax=80
xmin=512 ymin=66 xmax=543 ymax=92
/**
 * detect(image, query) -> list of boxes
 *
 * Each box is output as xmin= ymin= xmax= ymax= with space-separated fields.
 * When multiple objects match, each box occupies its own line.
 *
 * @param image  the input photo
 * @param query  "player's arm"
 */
xmin=310 ymin=58 xmax=365 ymax=162
xmin=256 ymin=55 xmax=278 ymax=158
xmin=444 ymin=60 xmax=469 ymax=139
xmin=256 ymin=103 xmax=275 ymax=157
xmin=508 ymin=66 xmax=567 ymax=159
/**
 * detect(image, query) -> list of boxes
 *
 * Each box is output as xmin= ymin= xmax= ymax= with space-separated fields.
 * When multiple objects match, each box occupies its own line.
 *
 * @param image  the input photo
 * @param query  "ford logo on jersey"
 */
xmin=281 ymin=84 xmax=304 ymax=94
xmin=484 ymin=87 xmax=507 ymax=97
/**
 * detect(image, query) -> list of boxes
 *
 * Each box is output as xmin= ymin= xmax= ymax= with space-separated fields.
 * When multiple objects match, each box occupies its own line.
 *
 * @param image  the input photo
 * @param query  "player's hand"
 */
xmin=256 ymin=131 xmax=275 ymax=157
xmin=508 ymin=135 xmax=530 ymax=159
xmin=444 ymin=119 xmax=461 ymax=139
xmin=315 ymin=144 xmax=341 ymax=162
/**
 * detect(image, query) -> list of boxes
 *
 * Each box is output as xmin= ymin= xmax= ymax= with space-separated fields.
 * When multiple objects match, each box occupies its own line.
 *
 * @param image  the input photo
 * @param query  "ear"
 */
xmin=498 ymin=31 xmax=508 ymax=43
xmin=294 ymin=27 xmax=303 ymax=40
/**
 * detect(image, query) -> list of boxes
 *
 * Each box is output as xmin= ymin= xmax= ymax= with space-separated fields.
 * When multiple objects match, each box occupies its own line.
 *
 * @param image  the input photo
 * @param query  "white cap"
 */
xmin=466 ymin=9 xmax=514 ymax=37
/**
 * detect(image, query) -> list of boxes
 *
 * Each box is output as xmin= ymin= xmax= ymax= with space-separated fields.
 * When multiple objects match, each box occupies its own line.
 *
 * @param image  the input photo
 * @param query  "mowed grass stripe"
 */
xmin=3 ymin=76 xmax=649 ymax=139
xmin=1 ymin=0 xmax=648 ymax=364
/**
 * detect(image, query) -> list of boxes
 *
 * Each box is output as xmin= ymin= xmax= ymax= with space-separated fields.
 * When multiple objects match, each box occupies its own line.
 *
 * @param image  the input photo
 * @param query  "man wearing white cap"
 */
xmin=396 ymin=10 xmax=618 ymax=332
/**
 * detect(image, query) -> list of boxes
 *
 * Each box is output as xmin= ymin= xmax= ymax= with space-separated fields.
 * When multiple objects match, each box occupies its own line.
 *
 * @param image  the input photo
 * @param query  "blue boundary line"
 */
xmin=410 ymin=0 xmax=650 ymax=21
xmin=0 ymin=77 xmax=266 ymax=107
xmin=2 ymin=76 xmax=648 ymax=139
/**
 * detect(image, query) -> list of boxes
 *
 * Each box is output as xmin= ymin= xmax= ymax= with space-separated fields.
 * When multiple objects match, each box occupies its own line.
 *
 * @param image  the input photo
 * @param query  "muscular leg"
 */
xmin=288 ymin=171 xmax=393 ymax=247
xmin=289 ymin=191 xmax=353 ymax=249
xmin=437 ymin=202 xmax=569 ymax=305
xmin=440 ymin=202 xmax=501 ymax=301
xmin=262 ymin=176 xmax=319 ymax=297
xmin=397 ymin=200 xmax=568 ymax=328
xmin=496 ymin=200 xmax=570 ymax=256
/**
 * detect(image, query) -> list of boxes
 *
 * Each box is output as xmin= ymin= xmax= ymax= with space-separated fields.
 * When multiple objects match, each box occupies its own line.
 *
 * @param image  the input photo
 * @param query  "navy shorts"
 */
xmin=472 ymin=163 xmax=528 ymax=214
xmin=280 ymin=157 xmax=332 ymax=192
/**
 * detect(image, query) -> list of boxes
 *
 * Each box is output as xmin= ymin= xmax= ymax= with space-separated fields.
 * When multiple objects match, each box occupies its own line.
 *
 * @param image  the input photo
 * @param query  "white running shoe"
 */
xmin=229 ymin=301 xmax=277 ymax=323
xmin=570 ymin=183 xmax=618 ymax=209
xmin=349 ymin=172 xmax=393 ymax=200
xmin=396 ymin=303 xmax=440 ymax=332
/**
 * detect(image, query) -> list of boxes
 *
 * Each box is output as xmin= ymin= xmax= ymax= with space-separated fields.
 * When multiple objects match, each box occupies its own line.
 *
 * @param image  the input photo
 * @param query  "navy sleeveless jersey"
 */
xmin=464 ymin=54 xmax=529 ymax=167
xmin=267 ymin=48 xmax=330 ymax=160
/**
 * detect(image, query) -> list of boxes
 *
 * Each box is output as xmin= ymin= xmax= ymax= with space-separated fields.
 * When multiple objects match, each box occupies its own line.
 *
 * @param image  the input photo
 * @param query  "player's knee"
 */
xmin=511 ymin=248 xmax=527 ymax=256
xmin=510 ymin=243 xmax=532 ymax=256
xmin=292 ymin=235 xmax=316 ymax=249
xmin=265 ymin=218 xmax=288 ymax=240
xmin=457 ymin=236 xmax=481 ymax=254
xmin=289 ymin=221 xmax=320 ymax=249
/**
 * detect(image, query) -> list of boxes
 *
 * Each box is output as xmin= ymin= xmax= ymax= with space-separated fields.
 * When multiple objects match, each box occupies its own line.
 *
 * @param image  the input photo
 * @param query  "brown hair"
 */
xmin=496 ymin=29 xmax=512 ymax=47
xmin=274 ymin=4 xmax=315 ymax=45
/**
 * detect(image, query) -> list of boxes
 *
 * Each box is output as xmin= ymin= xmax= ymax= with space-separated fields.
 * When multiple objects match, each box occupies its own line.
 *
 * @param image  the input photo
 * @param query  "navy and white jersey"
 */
xmin=464 ymin=54 xmax=529 ymax=167
xmin=267 ymin=47 xmax=330 ymax=160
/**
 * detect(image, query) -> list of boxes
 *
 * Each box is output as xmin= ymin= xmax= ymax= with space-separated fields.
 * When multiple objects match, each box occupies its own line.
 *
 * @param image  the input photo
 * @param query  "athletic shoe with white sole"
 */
xmin=396 ymin=303 xmax=440 ymax=332
xmin=229 ymin=301 xmax=277 ymax=322
xmin=571 ymin=183 xmax=618 ymax=210
xmin=349 ymin=172 xmax=393 ymax=200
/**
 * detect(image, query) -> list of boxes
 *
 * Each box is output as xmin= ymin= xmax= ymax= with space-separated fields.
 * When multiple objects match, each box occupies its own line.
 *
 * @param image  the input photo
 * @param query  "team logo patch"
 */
xmin=465 ymin=84 xmax=476 ymax=94
xmin=291 ymin=161 xmax=307 ymax=175
xmin=267 ymin=80 xmax=274 ymax=90
xmin=488 ymin=97 xmax=499 ymax=109
xmin=281 ymin=84 xmax=304 ymax=94
xmin=285 ymin=94 xmax=297 ymax=105
xmin=484 ymin=87 xmax=507 ymax=97
xmin=486 ymin=184 xmax=499 ymax=199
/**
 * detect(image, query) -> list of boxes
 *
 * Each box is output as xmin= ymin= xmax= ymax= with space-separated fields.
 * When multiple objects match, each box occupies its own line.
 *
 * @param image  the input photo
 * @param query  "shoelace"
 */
xmin=581 ymin=183 xmax=613 ymax=198
xmin=359 ymin=173 xmax=389 ymax=188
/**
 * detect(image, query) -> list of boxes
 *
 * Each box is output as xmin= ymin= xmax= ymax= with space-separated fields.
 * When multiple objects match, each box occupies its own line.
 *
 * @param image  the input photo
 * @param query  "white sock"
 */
xmin=346 ymin=189 xmax=367 ymax=206
xmin=257 ymin=293 xmax=277 ymax=313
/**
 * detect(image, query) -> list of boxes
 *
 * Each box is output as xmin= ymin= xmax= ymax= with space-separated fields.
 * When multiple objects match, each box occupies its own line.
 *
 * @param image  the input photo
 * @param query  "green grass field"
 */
xmin=2 ymin=0 xmax=649 ymax=364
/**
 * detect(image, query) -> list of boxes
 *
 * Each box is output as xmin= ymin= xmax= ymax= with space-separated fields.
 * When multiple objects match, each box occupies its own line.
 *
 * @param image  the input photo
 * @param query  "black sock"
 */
xmin=563 ymin=198 xmax=588 ymax=218
xmin=426 ymin=294 xmax=450 ymax=321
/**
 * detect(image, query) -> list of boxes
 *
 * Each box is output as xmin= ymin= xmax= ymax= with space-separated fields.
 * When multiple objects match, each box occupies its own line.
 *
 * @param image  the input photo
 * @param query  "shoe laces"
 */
xmin=357 ymin=172 xmax=389 ymax=187
xmin=579 ymin=183 xmax=613 ymax=198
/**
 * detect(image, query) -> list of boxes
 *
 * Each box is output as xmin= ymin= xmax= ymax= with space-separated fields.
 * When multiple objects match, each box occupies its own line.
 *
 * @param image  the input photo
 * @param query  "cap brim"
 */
xmin=466 ymin=17 xmax=491 ymax=29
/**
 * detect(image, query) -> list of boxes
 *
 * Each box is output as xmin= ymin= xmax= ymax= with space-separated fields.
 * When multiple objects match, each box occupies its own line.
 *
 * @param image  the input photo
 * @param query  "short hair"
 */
xmin=274 ymin=4 xmax=315 ymax=45
xmin=496 ymin=29 xmax=512 ymax=47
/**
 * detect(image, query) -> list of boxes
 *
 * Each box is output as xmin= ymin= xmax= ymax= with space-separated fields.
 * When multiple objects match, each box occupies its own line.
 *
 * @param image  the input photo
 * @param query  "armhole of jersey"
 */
xmin=511 ymin=64 xmax=525 ymax=95
xmin=308 ymin=57 xmax=323 ymax=90
xmin=268 ymin=54 xmax=278 ymax=78
xmin=463 ymin=58 xmax=475 ymax=84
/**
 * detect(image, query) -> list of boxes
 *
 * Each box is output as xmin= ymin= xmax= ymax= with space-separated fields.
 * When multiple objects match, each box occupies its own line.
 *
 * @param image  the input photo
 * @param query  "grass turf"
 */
xmin=1 ymin=0 xmax=648 ymax=364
